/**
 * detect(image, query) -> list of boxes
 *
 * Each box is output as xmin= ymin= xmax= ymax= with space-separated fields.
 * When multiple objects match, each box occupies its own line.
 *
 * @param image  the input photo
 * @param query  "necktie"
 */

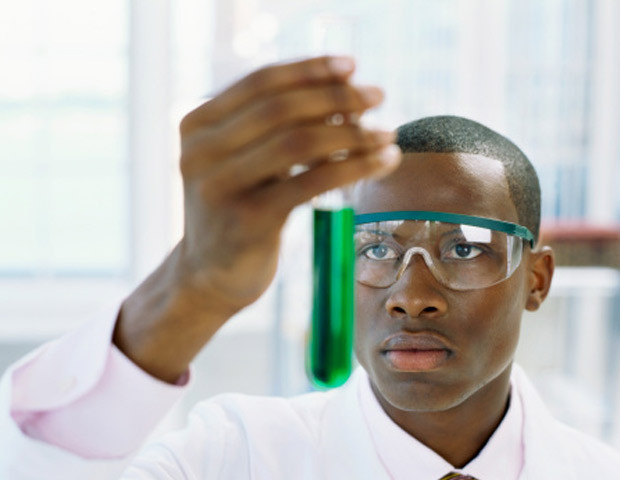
xmin=438 ymin=473 xmax=479 ymax=480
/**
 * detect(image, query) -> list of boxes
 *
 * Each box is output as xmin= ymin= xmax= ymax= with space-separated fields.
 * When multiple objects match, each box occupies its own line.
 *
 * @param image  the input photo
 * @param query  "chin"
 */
xmin=384 ymin=382 xmax=473 ymax=413
xmin=370 ymin=369 xmax=473 ymax=413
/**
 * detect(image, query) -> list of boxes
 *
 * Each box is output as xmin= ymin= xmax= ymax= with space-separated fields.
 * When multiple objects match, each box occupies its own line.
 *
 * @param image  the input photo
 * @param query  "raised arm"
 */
xmin=114 ymin=56 xmax=401 ymax=383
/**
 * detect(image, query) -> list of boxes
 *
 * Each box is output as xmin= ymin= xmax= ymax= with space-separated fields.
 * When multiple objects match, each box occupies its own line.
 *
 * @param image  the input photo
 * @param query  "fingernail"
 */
xmin=358 ymin=86 xmax=384 ymax=105
xmin=349 ymin=112 xmax=361 ymax=125
xmin=372 ymin=130 xmax=396 ymax=144
xmin=369 ymin=145 xmax=401 ymax=180
xmin=376 ymin=144 xmax=401 ymax=165
xmin=328 ymin=56 xmax=355 ymax=75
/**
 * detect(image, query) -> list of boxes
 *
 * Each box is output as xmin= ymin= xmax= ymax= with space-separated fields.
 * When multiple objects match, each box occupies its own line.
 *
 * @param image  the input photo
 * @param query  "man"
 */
xmin=1 ymin=56 xmax=619 ymax=479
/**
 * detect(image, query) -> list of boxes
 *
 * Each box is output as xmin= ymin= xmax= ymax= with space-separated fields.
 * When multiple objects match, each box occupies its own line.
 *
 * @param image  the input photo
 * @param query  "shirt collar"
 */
xmin=358 ymin=368 xmax=524 ymax=479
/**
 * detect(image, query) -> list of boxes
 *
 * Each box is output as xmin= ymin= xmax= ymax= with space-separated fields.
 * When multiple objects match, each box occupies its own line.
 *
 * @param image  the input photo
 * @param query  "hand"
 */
xmin=115 ymin=56 xmax=401 ymax=382
xmin=178 ymin=55 xmax=400 ymax=312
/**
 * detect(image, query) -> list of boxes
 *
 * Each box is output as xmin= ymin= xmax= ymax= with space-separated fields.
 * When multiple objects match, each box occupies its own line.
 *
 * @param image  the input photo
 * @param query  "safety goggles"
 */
xmin=354 ymin=211 xmax=535 ymax=291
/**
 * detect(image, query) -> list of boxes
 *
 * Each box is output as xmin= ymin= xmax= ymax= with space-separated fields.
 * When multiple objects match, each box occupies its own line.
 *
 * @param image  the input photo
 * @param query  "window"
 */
xmin=0 ymin=0 xmax=130 ymax=276
xmin=0 ymin=0 xmax=178 ymax=340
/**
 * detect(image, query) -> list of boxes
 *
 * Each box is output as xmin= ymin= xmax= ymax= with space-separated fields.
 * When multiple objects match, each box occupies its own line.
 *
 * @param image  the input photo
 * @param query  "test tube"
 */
xmin=307 ymin=11 xmax=362 ymax=388
xmin=307 ymin=12 xmax=359 ymax=388
xmin=305 ymin=11 xmax=400 ymax=387
xmin=309 ymin=189 xmax=355 ymax=388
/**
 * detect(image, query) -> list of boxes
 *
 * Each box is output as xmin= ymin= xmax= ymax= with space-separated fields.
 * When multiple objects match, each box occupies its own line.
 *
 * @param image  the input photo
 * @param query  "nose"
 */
xmin=384 ymin=254 xmax=448 ymax=319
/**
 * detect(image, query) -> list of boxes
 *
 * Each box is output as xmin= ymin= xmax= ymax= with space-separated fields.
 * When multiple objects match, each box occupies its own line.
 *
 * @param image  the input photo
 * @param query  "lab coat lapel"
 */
xmin=512 ymin=364 xmax=620 ymax=479
xmin=319 ymin=369 xmax=390 ymax=480
xmin=514 ymin=365 xmax=571 ymax=479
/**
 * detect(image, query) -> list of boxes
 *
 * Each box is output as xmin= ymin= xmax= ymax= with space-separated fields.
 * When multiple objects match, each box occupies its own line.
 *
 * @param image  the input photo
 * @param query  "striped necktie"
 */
xmin=439 ymin=473 xmax=479 ymax=480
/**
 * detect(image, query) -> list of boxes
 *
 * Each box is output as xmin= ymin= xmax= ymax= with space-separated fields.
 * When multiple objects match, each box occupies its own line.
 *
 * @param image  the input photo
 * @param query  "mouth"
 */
xmin=381 ymin=333 xmax=452 ymax=372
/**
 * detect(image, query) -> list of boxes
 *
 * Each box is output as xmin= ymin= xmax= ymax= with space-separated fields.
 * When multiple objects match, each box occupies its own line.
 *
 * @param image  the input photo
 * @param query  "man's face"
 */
xmin=352 ymin=152 xmax=532 ymax=413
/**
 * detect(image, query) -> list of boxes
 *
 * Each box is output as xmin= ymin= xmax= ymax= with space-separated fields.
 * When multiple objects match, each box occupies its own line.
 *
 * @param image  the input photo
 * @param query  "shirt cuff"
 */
xmin=9 ymin=304 xmax=190 ymax=459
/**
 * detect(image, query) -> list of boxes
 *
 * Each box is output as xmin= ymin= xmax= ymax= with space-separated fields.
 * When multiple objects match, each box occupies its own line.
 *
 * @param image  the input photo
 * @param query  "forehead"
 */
xmin=353 ymin=152 xmax=519 ymax=223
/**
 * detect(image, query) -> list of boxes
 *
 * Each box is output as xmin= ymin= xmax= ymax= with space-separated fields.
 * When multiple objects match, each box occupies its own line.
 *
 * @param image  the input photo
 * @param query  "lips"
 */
xmin=381 ymin=333 xmax=452 ymax=372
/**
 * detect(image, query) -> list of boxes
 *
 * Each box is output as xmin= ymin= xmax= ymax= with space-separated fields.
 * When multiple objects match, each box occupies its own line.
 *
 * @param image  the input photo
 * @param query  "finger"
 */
xmin=204 ymin=126 xmax=396 ymax=197
xmin=251 ymin=144 xmax=402 ymax=215
xmin=212 ymin=83 xmax=385 ymax=155
xmin=179 ymin=83 xmax=384 ymax=175
xmin=179 ymin=104 xmax=368 ymax=176
xmin=325 ymin=112 xmax=362 ymax=126
xmin=181 ymin=56 xmax=356 ymax=130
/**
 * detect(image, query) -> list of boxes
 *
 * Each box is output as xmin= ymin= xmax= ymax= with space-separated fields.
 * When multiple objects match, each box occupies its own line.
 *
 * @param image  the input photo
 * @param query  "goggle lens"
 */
xmin=355 ymin=219 xmax=525 ymax=290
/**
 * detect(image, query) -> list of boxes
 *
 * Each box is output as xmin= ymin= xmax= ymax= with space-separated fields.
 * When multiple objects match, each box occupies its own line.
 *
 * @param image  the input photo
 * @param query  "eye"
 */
xmin=360 ymin=244 xmax=398 ymax=261
xmin=444 ymin=243 xmax=483 ymax=260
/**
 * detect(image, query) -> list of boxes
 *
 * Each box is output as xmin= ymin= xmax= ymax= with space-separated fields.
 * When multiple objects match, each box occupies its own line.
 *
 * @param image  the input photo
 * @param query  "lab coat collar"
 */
xmin=317 ymin=365 xmax=620 ymax=479
xmin=318 ymin=368 xmax=389 ymax=479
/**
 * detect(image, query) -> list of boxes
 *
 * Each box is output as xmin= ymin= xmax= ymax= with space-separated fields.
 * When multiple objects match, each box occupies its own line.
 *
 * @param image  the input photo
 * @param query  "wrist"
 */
xmin=114 ymin=243 xmax=236 ymax=383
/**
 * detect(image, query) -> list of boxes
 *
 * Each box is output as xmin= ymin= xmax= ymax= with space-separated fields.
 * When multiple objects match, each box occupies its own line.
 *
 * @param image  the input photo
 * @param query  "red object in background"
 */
xmin=539 ymin=221 xmax=620 ymax=267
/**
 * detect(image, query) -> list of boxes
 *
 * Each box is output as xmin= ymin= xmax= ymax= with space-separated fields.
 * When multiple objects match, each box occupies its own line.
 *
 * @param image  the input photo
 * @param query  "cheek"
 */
xmin=353 ymin=285 xmax=382 ymax=360
xmin=465 ymin=277 xmax=526 ymax=365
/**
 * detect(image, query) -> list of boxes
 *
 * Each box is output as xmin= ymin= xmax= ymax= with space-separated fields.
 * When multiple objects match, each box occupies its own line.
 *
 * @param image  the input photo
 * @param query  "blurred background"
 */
xmin=1 ymin=0 xmax=619 ymax=448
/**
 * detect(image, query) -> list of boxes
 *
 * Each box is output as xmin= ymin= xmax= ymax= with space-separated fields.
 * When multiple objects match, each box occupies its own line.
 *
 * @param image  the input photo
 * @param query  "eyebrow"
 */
xmin=355 ymin=228 xmax=392 ymax=237
xmin=355 ymin=228 xmax=411 ymax=244
xmin=439 ymin=227 xmax=464 ymax=238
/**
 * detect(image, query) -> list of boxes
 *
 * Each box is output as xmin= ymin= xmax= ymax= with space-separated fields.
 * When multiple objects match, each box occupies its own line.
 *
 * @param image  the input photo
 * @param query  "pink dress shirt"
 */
xmin=358 ymin=368 xmax=524 ymax=479
xmin=10 ymin=305 xmax=188 ymax=459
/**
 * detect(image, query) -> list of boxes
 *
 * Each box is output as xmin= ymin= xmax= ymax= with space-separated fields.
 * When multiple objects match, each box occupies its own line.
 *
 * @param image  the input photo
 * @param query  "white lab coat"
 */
xmin=1 ymin=362 xmax=619 ymax=479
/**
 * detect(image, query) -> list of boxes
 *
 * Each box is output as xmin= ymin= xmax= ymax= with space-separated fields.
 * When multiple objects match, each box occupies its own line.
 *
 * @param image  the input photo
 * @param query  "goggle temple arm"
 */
xmin=354 ymin=210 xmax=535 ymax=247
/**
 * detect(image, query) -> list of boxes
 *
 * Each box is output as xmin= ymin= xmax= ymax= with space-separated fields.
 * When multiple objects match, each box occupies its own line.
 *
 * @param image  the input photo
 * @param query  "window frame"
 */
xmin=0 ymin=0 xmax=176 ymax=342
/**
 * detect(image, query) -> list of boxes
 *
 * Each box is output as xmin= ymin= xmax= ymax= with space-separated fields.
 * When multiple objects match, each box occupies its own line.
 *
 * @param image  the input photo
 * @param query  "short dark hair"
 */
xmin=396 ymin=115 xmax=541 ymax=243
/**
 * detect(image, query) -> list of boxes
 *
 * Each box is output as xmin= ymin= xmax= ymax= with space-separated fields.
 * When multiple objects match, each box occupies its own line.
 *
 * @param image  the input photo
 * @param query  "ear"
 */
xmin=525 ymin=246 xmax=555 ymax=311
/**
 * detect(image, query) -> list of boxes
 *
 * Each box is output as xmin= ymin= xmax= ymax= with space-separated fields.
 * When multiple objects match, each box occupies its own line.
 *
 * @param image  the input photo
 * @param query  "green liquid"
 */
xmin=309 ymin=207 xmax=355 ymax=388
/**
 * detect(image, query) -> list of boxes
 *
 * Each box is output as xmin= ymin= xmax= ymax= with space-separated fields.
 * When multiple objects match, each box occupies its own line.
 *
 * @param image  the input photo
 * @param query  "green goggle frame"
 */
xmin=354 ymin=210 xmax=535 ymax=248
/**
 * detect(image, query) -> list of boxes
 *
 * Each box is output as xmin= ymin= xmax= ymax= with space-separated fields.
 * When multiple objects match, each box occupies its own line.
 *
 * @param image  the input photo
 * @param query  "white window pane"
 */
xmin=47 ymin=175 xmax=129 ymax=274
xmin=46 ymin=108 xmax=127 ymax=171
xmin=0 ymin=0 xmax=129 ymax=277
xmin=0 ymin=177 xmax=39 ymax=273
xmin=0 ymin=110 xmax=41 ymax=169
